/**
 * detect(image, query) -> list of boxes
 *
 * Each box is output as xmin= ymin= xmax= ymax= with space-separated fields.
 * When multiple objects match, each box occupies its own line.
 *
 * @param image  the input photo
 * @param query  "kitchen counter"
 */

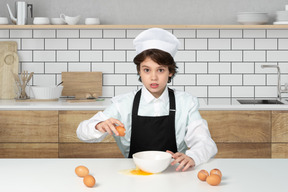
xmin=0 ymin=98 xmax=287 ymax=110
xmin=0 ymin=158 xmax=286 ymax=192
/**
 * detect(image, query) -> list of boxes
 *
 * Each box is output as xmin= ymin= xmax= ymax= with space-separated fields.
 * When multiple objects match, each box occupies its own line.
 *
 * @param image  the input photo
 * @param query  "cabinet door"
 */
xmin=0 ymin=111 xmax=58 ymax=142
xmin=0 ymin=111 xmax=58 ymax=158
xmin=0 ymin=143 xmax=58 ymax=158
xmin=59 ymin=111 xmax=115 ymax=143
xmin=200 ymin=111 xmax=271 ymax=158
xmin=272 ymin=144 xmax=288 ymax=158
xmin=59 ymin=143 xmax=123 ymax=158
xmin=215 ymin=143 xmax=271 ymax=158
xmin=272 ymin=111 xmax=288 ymax=142
xmin=272 ymin=111 xmax=288 ymax=158
xmin=200 ymin=111 xmax=271 ymax=142
xmin=59 ymin=111 xmax=122 ymax=158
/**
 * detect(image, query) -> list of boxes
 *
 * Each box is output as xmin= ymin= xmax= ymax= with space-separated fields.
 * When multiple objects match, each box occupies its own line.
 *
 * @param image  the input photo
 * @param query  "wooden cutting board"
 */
xmin=61 ymin=72 xmax=102 ymax=97
xmin=0 ymin=41 xmax=19 ymax=99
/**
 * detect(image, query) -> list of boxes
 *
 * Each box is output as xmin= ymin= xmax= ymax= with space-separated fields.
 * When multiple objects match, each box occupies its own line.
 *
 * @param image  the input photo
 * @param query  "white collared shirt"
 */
xmin=77 ymin=86 xmax=217 ymax=167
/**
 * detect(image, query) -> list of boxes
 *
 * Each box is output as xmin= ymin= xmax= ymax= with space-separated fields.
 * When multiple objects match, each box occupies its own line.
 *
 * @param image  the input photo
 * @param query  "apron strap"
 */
xmin=132 ymin=89 xmax=141 ymax=115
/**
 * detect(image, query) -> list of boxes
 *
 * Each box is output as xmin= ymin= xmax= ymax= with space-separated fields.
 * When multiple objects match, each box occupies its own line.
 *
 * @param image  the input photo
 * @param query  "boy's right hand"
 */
xmin=95 ymin=118 xmax=124 ymax=136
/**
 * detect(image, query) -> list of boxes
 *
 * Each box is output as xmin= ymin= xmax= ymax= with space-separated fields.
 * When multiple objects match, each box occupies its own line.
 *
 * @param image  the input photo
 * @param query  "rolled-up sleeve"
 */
xmin=76 ymin=112 xmax=109 ymax=142
xmin=185 ymin=119 xmax=218 ymax=167
xmin=183 ymin=97 xmax=218 ymax=167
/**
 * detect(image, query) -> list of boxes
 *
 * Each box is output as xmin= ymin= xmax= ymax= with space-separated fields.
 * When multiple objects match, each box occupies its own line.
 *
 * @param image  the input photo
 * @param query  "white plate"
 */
xmin=273 ymin=21 xmax=288 ymax=24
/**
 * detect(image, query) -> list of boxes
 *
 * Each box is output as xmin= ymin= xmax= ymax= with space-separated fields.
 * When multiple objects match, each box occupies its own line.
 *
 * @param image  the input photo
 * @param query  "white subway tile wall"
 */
xmin=1 ymin=28 xmax=288 ymax=99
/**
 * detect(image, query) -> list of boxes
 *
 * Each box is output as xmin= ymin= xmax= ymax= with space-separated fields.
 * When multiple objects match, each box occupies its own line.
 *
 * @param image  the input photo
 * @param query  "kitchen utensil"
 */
xmin=0 ymin=17 xmax=9 ymax=25
xmin=31 ymin=86 xmax=63 ymax=100
xmin=132 ymin=151 xmax=172 ymax=173
xmin=7 ymin=1 xmax=33 ymax=25
xmin=14 ymin=71 xmax=33 ymax=99
xmin=60 ymin=14 xmax=80 ymax=25
xmin=0 ymin=41 xmax=19 ymax=99
xmin=85 ymin=18 xmax=100 ymax=25
xmin=50 ymin=18 xmax=66 ymax=25
xmin=33 ymin=17 xmax=50 ymax=25
xmin=61 ymin=72 xmax=102 ymax=98
xmin=57 ymin=81 xmax=63 ymax=87
xmin=237 ymin=12 xmax=269 ymax=25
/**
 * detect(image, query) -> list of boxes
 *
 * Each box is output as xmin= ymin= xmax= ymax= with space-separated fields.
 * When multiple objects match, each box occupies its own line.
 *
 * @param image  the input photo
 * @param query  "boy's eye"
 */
xmin=158 ymin=69 xmax=164 ymax=72
xmin=144 ymin=69 xmax=149 ymax=72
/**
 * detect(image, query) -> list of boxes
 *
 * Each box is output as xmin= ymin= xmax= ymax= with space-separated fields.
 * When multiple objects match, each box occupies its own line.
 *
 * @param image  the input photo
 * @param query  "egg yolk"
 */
xmin=130 ymin=168 xmax=153 ymax=176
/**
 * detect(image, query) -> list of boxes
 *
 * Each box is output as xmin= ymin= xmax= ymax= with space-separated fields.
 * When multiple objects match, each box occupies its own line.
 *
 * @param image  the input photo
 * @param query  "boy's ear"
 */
xmin=169 ymin=72 xmax=173 ymax=77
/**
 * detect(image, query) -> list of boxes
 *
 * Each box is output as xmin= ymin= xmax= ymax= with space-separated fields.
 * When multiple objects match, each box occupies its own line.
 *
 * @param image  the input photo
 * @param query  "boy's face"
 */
xmin=139 ymin=57 xmax=172 ymax=98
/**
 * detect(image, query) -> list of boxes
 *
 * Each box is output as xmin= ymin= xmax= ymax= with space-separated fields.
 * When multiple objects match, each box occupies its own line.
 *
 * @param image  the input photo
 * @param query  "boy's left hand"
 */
xmin=166 ymin=150 xmax=195 ymax=172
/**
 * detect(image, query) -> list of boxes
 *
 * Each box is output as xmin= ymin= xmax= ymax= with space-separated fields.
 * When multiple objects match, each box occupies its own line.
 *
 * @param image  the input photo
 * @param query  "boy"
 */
xmin=77 ymin=28 xmax=217 ymax=171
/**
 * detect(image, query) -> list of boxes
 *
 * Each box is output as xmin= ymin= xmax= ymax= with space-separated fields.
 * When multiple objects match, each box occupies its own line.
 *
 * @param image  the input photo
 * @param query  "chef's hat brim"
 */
xmin=133 ymin=28 xmax=180 ymax=57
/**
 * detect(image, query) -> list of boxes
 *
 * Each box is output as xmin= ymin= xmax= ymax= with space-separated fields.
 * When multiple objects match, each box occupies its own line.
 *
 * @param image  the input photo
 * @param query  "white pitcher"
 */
xmin=7 ymin=1 xmax=33 ymax=25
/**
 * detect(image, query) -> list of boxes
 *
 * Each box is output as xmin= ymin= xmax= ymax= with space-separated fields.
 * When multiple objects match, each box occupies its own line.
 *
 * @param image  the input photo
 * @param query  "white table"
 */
xmin=0 ymin=158 xmax=286 ymax=192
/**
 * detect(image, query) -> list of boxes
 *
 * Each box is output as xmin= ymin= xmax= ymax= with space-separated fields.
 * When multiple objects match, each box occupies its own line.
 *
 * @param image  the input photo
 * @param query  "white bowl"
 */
xmin=85 ymin=18 xmax=100 ymax=25
xmin=0 ymin=17 xmax=9 ymax=25
xmin=33 ymin=17 xmax=50 ymax=25
xmin=237 ymin=12 xmax=269 ymax=25
xmin=132 ymin=151 xmax=172 ymax=173
xmin=31 ymin=86 xmax=63 ymax=99
xmin=275 ymin=11 xmax=288 ymax=21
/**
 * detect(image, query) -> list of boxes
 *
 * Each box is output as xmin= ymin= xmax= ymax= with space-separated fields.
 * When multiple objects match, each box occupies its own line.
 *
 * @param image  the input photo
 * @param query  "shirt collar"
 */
xmin=141 ymin=86 xmax=169 ymax=103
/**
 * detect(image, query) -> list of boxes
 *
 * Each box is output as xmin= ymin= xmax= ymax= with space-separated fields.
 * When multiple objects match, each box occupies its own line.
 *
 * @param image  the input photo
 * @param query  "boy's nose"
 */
xmin=151 ymin=71 xmax=157 ymax=80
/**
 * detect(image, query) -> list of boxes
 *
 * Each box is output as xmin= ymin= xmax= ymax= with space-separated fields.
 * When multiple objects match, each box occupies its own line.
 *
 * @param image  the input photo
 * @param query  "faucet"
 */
xmin=261 ymin=65 xmax=288 ymax=101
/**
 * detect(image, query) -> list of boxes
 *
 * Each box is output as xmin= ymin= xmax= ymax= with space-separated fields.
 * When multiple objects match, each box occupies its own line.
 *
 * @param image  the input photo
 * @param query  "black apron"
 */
xmin=128 ymin=88 xmax=178 ymax=158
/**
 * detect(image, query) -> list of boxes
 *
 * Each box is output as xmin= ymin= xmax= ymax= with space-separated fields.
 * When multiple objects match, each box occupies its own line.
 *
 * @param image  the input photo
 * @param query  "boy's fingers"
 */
xmin=115 ymin=120 xmax=124 ymax=127
xmin=182 ymin=163 xmax=191 ymax=172
xmin=166 ymin=150 xmax=174 ymax=155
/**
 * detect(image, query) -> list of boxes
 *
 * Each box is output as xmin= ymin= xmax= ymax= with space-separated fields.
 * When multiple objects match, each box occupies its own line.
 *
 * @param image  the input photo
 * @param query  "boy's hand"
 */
xmin=95 ymin=118 xmax=124 ymax=136
xmin=166 ymin=150 xmax=195 ymax=172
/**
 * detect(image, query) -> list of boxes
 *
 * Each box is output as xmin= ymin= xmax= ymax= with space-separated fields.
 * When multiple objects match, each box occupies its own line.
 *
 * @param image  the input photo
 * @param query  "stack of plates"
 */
xmin=274 ymin=11 xmax=288 ymax=24
xmin=237 ymin=12 xmax=269 ymax=25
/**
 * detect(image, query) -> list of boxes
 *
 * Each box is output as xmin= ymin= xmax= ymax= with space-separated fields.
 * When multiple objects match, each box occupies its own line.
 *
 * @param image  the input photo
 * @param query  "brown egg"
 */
xmin=115 ymin=126 xmax=126 ymax=137
xmin=75 ymin=166 xmax=89 ymax=177
xmin=83 ymin=175 xmax=96 ymax=187
xmin=210 ymin=168 xmax=222 ymax=178
xmin=197 ymin=169 xmax=209 ymax=181
xmin=206 ymin=174 xmax=221 ymax=186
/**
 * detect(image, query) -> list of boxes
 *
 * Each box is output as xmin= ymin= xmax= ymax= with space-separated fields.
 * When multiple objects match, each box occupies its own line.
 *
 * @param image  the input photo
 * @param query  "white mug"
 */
xmin=60 ymin=14 xmax=80 ymax=25
xmin=0 ymin=17 xmax=9 ymax=25
xmin=85 ymin=18 xmax=100 ymax=25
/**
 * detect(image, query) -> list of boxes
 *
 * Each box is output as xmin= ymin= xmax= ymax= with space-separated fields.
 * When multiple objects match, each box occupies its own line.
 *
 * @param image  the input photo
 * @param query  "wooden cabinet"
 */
xmin=0 ymin=110 xmax=287 ymax=158
xmin=0 ymin=111 xmax=58 ymax=158
xmin=272 ymin=111 xmax=288 ymax=158
xmin=200 ymin=111 xmax=271 ymax=158
xmin=58 ymin=111 xmax=123 ymax=158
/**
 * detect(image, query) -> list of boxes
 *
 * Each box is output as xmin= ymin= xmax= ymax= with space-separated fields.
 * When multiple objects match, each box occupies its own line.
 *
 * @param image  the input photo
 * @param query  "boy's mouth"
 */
xmin=150 ymin=83 xmax=159 ymax=88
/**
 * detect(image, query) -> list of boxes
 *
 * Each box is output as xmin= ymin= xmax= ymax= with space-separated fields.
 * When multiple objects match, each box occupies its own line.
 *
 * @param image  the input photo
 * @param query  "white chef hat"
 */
xmin=133 ymin=28 xmax=180 ymax=57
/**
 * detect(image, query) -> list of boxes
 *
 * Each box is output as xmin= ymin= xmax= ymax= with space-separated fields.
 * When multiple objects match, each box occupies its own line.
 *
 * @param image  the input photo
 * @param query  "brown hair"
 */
xmin=133 ymin=49 xmax=178 ymax=83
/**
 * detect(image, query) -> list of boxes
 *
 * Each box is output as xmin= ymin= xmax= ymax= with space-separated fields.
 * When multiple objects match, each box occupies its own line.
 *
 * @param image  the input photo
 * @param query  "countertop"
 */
xmin=0 ymin=158 xmax=286 ymax=192
xmin=0 ymin=98 xmax=287 ymax=110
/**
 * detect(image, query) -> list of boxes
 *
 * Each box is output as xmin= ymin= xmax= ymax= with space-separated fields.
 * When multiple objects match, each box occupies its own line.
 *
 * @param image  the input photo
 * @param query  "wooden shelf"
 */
xmin=0 ymin=24 xmax=288 ymax=29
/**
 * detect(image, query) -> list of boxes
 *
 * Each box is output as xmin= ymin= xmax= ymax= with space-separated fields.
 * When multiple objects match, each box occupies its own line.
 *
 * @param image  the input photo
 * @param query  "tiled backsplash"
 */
xmin=1 ymin=28 xmax=288 ymax=99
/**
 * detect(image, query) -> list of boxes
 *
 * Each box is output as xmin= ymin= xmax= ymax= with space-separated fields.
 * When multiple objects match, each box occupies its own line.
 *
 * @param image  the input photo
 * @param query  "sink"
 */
xmin=237 ymin=99 xmax=284 ymax=104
